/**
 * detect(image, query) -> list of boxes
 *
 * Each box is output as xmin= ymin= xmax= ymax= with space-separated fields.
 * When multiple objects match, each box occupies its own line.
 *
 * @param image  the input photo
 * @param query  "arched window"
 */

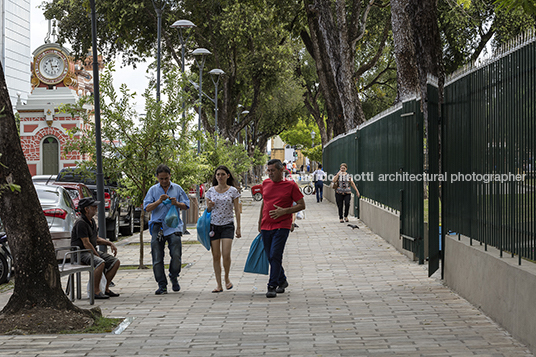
xmin=42 ymin=136 xmax=59 ymax=175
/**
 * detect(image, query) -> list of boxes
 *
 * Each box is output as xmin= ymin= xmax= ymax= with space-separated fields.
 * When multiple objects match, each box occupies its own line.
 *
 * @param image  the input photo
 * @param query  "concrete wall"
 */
xmin=445 ymin=235 xmax=536 ymax=355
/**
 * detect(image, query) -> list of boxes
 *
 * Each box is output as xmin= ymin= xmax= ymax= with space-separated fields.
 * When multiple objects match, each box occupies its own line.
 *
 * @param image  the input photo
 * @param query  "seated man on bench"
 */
xmin=71 ymin=197 xmax=121 ymax=299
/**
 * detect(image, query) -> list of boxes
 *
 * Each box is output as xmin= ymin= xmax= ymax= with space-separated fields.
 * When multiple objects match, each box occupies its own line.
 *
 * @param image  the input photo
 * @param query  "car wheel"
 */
xmin=120 ymin=207 xmax=134 ymax=236
xmin=253 ymin=193 xmax=263 ymax=201
xmin=0 ymin=253 xmax=10 ymax=284
xmin=303 ymin=185 xmax=313 ymax=195
xmin=107 ymin=217 xmax=119 ymax=241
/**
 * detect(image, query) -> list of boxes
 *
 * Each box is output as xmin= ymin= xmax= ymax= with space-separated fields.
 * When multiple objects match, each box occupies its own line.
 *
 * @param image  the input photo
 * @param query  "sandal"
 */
xmin=340 ymin=219 xmax=344 ymax=223
xmin=212 ymin=288 xmax=223 ymax=293
xmin=226 ymin=282 xmax=233 ymax=290
xmin=344 ymin=217 xmax=349 ymax=222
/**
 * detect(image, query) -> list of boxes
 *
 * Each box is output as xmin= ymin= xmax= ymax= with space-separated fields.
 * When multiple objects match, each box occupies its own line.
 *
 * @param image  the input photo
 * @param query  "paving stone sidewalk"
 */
xmin=0 ymin=190 xmax=532 ymax=356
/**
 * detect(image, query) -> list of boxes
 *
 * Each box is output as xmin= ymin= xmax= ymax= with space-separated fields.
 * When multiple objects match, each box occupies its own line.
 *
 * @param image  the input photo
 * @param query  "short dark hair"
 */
xmin=267 ymin=159 xmax=284 ymax=169
xmin=318 ymin=164 xmax=322 ymax=169
xmin=156 ymin=164 xmax=171 ymax=176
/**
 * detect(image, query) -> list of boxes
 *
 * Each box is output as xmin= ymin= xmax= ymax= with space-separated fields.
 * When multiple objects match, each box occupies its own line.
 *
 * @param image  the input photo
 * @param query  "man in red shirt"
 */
xmin=258 ymin=159 xmax=305 ymax=298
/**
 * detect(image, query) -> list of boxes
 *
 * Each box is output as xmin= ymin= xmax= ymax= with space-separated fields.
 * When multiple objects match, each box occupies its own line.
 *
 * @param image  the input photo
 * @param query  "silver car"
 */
xmin=34 ymin=184 xmax=78 ymax=259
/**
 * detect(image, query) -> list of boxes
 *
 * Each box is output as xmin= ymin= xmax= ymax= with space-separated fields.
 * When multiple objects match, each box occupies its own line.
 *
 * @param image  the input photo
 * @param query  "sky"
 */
xmin=30 ymin=0 xmax=150 ymax=112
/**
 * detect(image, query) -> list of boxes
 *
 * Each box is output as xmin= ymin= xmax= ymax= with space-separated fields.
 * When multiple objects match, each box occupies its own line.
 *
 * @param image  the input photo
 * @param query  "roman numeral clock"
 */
xmin=31 ymin=44 xmax=76 ymax=88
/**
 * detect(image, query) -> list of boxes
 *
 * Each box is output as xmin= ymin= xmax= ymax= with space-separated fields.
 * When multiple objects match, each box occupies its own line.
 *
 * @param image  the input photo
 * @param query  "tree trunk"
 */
xmin=303 ymin=0 xmax=367 ymax=138
xmin=0 ymin=64 xmax=91 ymax=318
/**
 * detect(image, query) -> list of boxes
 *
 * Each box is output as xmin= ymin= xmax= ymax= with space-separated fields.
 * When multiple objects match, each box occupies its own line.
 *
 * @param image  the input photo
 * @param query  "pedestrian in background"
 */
xmin=206 ymin=165 xmax=241 ymax=293
xmin=311 ymin=164 xmax=326 ymax=203
xmin=332 ymin=163 xmax=360 ymax=223
xmin=144 ymin=164 xmax=190 ymax=295
xmin=258 ymin=159 xmax=305 ymax=298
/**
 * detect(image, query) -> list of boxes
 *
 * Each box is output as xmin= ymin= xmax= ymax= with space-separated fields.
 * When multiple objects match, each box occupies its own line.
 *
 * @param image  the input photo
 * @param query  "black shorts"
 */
xmin=210 ymin=222 xmax=235 ymax=241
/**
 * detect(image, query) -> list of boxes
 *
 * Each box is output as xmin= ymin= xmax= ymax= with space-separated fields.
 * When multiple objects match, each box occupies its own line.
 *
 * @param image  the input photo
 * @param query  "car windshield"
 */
xmin=35 ymin=187 xmax=60 ymax=204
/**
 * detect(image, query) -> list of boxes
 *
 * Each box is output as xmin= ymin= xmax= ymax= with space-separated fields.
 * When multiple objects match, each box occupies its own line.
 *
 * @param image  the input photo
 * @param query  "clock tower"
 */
xmin=17 ymin=36 xmax=96 ymax=176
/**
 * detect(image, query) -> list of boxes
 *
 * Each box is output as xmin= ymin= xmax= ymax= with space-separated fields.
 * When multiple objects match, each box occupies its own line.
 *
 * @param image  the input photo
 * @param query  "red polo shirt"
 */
xmin=260 ymin=178 xmax=304 ymax=230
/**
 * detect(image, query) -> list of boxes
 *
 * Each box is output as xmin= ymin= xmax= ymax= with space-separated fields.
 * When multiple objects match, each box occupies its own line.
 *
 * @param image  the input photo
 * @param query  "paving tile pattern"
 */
xmin=0 ymin=191 xmax=532 ymax=356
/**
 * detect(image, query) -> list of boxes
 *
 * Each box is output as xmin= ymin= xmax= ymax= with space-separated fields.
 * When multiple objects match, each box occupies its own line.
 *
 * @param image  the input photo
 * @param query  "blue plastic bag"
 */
xmin=244 ymin=233 xmax=269 ymax=275
xmin=196 ymin=210 xmax=211 ymax=251
xmin=163 ymin=199 xmax=179 ymax=228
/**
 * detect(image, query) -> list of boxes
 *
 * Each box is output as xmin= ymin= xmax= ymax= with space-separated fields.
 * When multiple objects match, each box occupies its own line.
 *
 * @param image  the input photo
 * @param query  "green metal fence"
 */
xmin=324 ymin=98 xmax=425 ymax=263
xmin=443 ymin=35 xmax=536 ymax=264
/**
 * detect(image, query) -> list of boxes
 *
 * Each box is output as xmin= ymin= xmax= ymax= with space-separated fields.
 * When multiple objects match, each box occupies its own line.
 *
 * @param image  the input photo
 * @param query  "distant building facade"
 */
xmin=0 ymin=0 xmax=31 ymax=108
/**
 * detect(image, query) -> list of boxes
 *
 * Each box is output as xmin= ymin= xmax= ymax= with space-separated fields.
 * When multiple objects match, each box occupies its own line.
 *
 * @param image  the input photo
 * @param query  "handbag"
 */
xmin=244 ymin=233 xmax=269 ymax=275
xmin=331 ymin=180 xmax=339 ymax=190
xmin=196 ymin=210 xmax=211 ymax=250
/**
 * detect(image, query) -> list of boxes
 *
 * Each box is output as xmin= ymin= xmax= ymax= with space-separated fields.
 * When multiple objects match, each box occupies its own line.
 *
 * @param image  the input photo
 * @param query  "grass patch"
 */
xmin=0 ymin=281 xmax=14 ymax=293
xmin=60 ymin=316 xmax=123 ymax=334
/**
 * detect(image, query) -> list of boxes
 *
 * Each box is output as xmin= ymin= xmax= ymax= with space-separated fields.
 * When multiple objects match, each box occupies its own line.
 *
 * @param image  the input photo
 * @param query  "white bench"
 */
xmin=56 ymin=247 xmax=95 ymax=305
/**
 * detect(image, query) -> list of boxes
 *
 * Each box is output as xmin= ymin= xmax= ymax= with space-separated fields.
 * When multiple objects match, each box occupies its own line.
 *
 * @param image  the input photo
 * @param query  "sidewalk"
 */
xmin=0 ymin=190 xmax=532 ymax=356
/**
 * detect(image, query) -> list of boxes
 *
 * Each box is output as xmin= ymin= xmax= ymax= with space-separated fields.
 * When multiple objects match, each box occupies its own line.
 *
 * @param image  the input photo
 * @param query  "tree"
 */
xmin=63 ymin=64 xmax=207 ymax=269
xmin=0 ymin=63 xmax=98 ymax=332
xmin=439 ymin=0 xmax=535 ymax=74
xmin=299 ymin=0 xmax=392 ymax=136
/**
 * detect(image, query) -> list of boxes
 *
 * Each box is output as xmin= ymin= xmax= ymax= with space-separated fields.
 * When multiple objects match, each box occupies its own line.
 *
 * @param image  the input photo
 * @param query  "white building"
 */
xmin=0 ymin=0 xmax=31 ymax=108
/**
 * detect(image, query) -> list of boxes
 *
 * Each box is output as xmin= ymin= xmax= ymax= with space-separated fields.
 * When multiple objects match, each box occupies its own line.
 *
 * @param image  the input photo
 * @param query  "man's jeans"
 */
xmin=261 ymin=228 xmax=290 ymax=288
xmin=151 ymin=225 xmax=182 ymax=289
xmin=315 ymin=180 xmax=324 ymax=202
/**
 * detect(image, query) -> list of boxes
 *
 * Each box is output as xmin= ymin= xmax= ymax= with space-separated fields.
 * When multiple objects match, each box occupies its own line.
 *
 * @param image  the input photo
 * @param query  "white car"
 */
xmin=34 ymin=184 xmax=78 ymax=259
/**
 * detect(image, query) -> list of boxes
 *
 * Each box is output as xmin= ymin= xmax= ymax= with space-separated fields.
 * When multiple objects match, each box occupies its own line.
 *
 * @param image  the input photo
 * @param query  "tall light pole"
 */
xmin=239 ymin=109 xmax=250 ymax=188
xmin=170 ymin=20 xmax=196 ymax=132
xmin=89 ymin=0 xmax=106 ymax=247
xmin=209 ymin=68 xmax=224 ymax=138
xmin=151 ymin=0 xmax=167 ymax=102
xmin=192 ymin=48 xmax=211 ymax=155
xmin=311 ymin=130 xmax=316 ymax=172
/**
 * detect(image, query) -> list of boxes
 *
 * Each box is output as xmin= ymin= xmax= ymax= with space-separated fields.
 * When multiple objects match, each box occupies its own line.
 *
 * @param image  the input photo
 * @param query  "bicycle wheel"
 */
xmin=303 ymin=185 xmax=313 ymax=195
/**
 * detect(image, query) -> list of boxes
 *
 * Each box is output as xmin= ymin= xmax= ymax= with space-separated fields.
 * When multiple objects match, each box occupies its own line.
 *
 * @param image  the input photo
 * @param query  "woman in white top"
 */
xmin=332 ymin=163 xmax=360 ymax=223
xmin=206 ymin=165 xmax=241 ymax=293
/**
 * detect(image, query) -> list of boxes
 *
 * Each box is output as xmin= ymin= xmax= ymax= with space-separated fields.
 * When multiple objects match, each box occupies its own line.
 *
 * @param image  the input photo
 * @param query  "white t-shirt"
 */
xmin=206 ymin=186 xmax=241 ymax=226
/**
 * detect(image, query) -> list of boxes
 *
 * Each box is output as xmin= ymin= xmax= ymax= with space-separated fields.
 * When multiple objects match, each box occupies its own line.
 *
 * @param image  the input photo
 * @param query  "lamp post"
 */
xmin=239 ymin=109 xmax=250 ymax=188
xmin=192 ymin=48 xmax=212 ymax=155
xmin=311 ymin=130 xmax=316 ymax=172
xmin=151 ymin=0 xmax=168 ymax=102
xmin=171 ymin=20 xmax=196 ymax=132
xmin=209 ymin=68 xmax=225 ymax=138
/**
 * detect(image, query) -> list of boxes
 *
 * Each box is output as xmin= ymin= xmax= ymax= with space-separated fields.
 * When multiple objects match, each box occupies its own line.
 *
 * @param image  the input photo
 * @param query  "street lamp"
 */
xmin=151 ymin=0 xmax=168 ymax=102
xmin=192 ymin=48 xmax=212 ymax=155
xmin=311 ymin=130 xmax=316 ymax=172
xmin=209 ymin=68 xmax=225 ymax=137
xmin=237 ymin=106 xmax=249 ymax=144
xmin=171 ymin=19 xmax=196 ymax=132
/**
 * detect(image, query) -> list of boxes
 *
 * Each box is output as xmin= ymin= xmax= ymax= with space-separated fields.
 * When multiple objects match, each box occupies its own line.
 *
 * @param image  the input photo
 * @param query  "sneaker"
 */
xmin=276 ymin=280 xmax=289 ymax=294
xmin=155 ymin=287 xmax=168 ymax=295
xmin=171 ymin=278 xmax=181 ymax=292
xmin=266 ymin=286 xmax=277 ymax=298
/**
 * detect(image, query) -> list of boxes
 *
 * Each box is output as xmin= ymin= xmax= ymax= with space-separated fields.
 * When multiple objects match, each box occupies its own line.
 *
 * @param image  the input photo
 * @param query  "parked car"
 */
xmin=134 ymin=205 xmax=150 ymax=231
xmin=56 ymin=168 xmax=134 ymax=240
xmin=251 ymin=184 xmax=263 ymax=201
xmin=31 ymin=174 xmax=56 ymax=185
xmin=53 ymin=182 xmax=94 ymax=210
xmin=188 ymin=183 xmax=205 ymax=199
xmin=34 ymin=184 xmax=78 ymax=259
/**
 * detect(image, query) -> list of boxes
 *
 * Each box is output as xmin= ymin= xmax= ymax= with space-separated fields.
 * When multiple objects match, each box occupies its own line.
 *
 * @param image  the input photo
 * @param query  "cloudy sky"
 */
xmin=30 ymin=0 xmax=150 ymax=112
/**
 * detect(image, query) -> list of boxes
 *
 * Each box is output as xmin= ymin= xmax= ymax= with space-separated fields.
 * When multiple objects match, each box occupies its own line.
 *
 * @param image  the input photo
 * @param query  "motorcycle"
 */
xmin=0 ymin=233 xmax=13 ymax=284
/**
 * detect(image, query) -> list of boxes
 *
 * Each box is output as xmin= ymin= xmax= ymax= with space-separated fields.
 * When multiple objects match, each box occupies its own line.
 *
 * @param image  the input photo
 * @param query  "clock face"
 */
xmin=34 ymin=49 xmax=69 ymax=85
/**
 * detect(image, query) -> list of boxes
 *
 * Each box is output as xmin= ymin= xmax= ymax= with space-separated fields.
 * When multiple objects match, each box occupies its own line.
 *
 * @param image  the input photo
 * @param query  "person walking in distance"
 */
xmin=144 ymin=164 xmax=190 ymax=295
xmin=258 ymin=159 xmax=305 ymax=298
xmin=311 ymin=164 xmax=326 ymax=202
xmin=332 ymin=163 xmax=360 ymax=223
xmin=205 ymin=166 xmax=241 ymax=293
